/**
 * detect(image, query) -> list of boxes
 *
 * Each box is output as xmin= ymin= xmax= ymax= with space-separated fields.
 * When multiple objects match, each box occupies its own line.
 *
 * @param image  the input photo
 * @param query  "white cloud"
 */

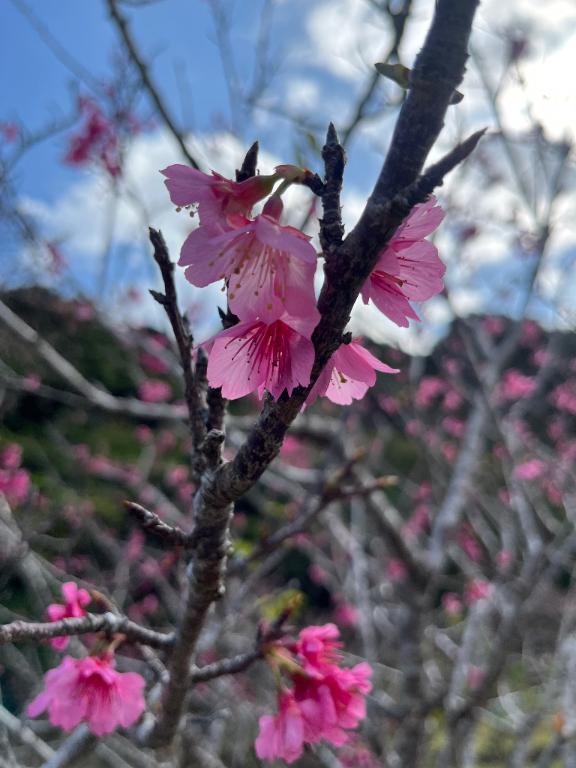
xmin=304 ymin=0 xmax=389 ymax=82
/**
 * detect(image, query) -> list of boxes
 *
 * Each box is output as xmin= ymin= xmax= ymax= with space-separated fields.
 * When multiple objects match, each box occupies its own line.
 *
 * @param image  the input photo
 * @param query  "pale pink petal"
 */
xmin=47 ymin=604 xmax=67 ymax=622
xmin=395 ymin=196 xmax=444 ymax=242
xmin=161 ymin=165 xmax=209 ymax=207
xmin=115 ymin=673 xmax=147 ymax=728
xmin=361 ymin=270 xmax=420 ymax=327
xmin=253 ymin=215 xmax=317 ymax=263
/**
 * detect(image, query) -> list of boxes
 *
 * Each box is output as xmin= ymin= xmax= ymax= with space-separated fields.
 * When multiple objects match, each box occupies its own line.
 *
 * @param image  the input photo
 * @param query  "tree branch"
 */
xmin=0 ymin=612 xmax=174 ymax=649
xmin=124 ymin=501 xmax=191 ymax=548
xmin=143 ymin=0 xmax=482 ymax=747
xmin=149 ymin=228 xmax=208 ymax=482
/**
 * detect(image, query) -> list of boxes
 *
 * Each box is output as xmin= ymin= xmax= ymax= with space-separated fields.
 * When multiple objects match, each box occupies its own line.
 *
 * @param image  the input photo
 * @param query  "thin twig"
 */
xmin=149 ymin=227 xmax=208 ymax=482
xmin=124 ymin=501 xmax=191 ymax=547
xmin=0 ymin=612 xmax=174 ymax=649
xmin=106 ymin=0 xmax=201 ymax=169
xmin=319 ymin=123 xmax=346 ymax=256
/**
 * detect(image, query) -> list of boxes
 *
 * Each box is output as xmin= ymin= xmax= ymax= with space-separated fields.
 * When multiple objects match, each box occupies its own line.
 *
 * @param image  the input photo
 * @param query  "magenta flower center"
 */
xmin=228 ymin=321 xmax=290 ymax=383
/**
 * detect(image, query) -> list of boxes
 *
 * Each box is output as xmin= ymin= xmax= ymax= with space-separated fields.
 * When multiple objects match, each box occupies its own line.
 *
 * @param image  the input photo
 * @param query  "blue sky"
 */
xmin=2 ymin=0 xmax=575 ymax=350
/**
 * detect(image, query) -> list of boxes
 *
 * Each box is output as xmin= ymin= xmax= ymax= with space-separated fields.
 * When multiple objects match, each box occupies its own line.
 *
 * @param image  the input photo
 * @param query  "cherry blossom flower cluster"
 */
xmin=161 ymin=162 xmax=446 ymax=405
xmin=27 ymin=582 xmax=146 ymax=736
xmin=65 ymin=92 xmax=146 ymax=179
xmin=65 ymin=97 xmax=122 ymax=178
xmin=255 ymin=623 xmax=372 ymax=764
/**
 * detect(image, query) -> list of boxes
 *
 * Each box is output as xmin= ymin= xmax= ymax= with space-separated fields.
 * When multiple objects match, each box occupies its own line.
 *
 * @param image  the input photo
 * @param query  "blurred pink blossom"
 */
xmin=1 ymin=444 xmax=22 ymax=470
xmin=0 ymin=121 xmax=20 ymax=142
xmin=334 ymin=602 xmax=359 ymax=628
xmin=415 ymin=376 xmax=445 ymax=408
xmin=514 ymin=458 xmax=546 ymax=480
xmin=46 ymin=582 xmax=91 ymax=651
xmin=497 ymin=549 xmax=514 ymax=572
xmin=465 ymin=580 xmax=491 ymax=605
xmin=442 ymin=592 xmax=462 ymax=616
xmin=23 ymin=373 xmax=42 ymax=391
xmin=500 ymin=370 xmax=536 ymax=400
xmin=138 ymin=380 xmax=172 ymax=403
xmin=139 ymin=352 xmax=169 ymax=375
xmin=27 ymin=654 xmax=145 ymax=736
xmin=386 ymin=558 xmax=408 ymax=582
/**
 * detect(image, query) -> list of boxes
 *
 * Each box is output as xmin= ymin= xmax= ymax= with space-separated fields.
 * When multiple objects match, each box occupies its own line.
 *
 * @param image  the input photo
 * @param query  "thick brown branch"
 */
xmin=372 ymin=0 xmax=480 ymax=202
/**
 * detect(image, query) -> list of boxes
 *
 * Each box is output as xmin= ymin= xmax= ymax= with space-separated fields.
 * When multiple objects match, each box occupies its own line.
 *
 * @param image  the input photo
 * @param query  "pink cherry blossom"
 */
xmin=1 ymin=444 xmax=22 ymax=470
xmin=415 ymin=376 xmax=445 ymax=408
xmin=292 ymin=662 xmax=372 ymax=740
xmin=256 ymin=690 xmax=307 ymax=764
xmin=308 ymin=564 xmax=330 ymax=585
xmin=464 ymin=579 xmax=491 ymax=605
xmin=403 ymin=504 xmax=429 ymax=538
xmin=334 ymin=602 xmax=359 ymax=628
xmin=139 ymin=352 xmax=169 ymax=375
xmin=361 ymin=197 xmax=445 ymax=327
xmin=179 ymin=196 xmax=317 ymax=321
xmin=205 ymin=311 xmax=318 ymax=400
xmin=551 ymin=382 xmax=576 ymax=414
xmin=457 ymin=524 xmax=482 ymax=563
xmin=257 ymin=624 xmax=372 ymax=762
xmin=514 ymin=458 xmax=546 ymax=480
xmin=297 ymin=624 xmax=342 ymax=672
xmin=306 ymin=339 xmax=398 ymax=407
xmin=386 ymin=558 xmax=408 ymax=582
xmin=443 ymin=417 xmax=466 ymax=438
xmin=138 ymin=379 xmax=172 ymax=403
xmin=27 ymin=655 xmax=145 ymax=736
xmin=279 ymin=435 xmax=311 ymax=468
xmin=497 ymin=549 xmax=514 ymax=572
xmin=23 ymin=373 xmax=42 ymax=391
xmin=64 ymin=98 xmax=121 ymax=178
xmin=161 ymin=164 xmax=276 ymax=225
xmin=467 ymin=665 xmax=485 ymax=690
xmin=500 ymin=370 xmax=536 ymax=400
xmin=46 ymin=582 xmax=92 ymax=651
xmin=0 ymin=467 xmax=30 ymax=506
xmin=442 ymin=592 xmax=462 ymax=616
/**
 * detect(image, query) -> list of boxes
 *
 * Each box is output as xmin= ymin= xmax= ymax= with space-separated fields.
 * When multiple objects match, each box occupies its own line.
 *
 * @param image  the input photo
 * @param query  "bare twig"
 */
xmin=319 ymin=123 xmax=346 ymax=255
xmin=106 ymin=0 xmax=201 ymax=170
xmin=149 ymin=227 xmax=208 ymax=481
xmin=124 ymin=501 xmax=190 ymax=548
